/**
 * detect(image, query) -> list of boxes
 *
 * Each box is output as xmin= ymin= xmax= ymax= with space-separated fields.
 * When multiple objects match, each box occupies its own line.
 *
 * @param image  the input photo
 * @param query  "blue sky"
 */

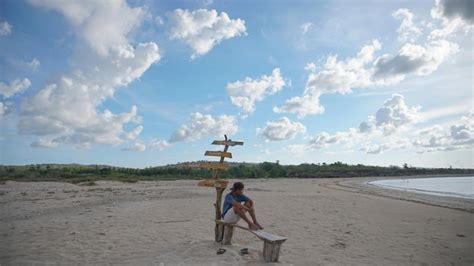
xmin=0 ymin=0 xmax=472 ymax=168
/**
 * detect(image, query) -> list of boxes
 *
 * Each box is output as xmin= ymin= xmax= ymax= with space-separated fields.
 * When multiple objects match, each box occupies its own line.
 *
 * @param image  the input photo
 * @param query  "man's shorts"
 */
xmin=222 ymin=209 xmax=241 ymax=224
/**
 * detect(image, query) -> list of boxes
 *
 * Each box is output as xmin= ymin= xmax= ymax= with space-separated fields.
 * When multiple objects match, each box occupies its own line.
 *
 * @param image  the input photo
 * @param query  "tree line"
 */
xmin=0 ymin=162 xmax=472 ymax=184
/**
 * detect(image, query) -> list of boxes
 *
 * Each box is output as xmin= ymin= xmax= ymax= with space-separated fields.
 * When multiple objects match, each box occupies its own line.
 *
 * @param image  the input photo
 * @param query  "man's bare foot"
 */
xmin=248 ymin=223 xmax=259 ymax=230
xmin=254 ymin=222 xmax=264 ymax=230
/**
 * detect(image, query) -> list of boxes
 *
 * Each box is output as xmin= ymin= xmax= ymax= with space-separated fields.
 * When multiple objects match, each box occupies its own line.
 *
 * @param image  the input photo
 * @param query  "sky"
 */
xmin=0 ymin=0 xmax=472 ymax=168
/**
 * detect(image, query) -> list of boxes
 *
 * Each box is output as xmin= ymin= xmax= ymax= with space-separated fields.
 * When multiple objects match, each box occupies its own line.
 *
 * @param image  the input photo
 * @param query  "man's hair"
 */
xmin=231 ymin=181 xmax=244 ymax=191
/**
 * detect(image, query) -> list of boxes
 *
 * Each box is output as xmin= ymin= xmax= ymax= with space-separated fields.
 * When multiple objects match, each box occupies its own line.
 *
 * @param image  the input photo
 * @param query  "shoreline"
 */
xmin=1 ymin=177 xmax=472 ymax=265
xmin=332 ymin=176 xmax=474 ymax=213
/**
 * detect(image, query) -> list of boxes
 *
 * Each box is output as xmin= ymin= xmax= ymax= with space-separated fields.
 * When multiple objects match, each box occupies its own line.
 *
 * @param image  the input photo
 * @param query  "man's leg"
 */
xmin=232 ymin=205 xmax=259 ymax=230
xmin=244 ymin=201 xmax=264 ymax=229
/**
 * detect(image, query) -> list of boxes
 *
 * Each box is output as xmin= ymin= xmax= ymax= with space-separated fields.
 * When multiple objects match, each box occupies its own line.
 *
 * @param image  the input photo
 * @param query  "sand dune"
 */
xmin=0 ymin=177 xmax=472 ymax=265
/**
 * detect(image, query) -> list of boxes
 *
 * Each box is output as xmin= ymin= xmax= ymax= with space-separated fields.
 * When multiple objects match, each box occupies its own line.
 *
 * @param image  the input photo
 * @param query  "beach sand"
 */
xmin=0 ymin=177 xmax=472 ymax=265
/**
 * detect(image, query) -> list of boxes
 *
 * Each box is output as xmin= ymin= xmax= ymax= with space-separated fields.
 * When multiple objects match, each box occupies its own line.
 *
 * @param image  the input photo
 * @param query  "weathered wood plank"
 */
xmin=198 ymin=179 xmax=228 ymax=188
xmin=211 ymin=140 xmax=244 ymax=146
xmin=199 ymin=162 xmax=229 ymax=170
xmin=215 ymin=220 xmax=287 ymax=243
xmin=204 ymin=151 xmax=232 ymax=158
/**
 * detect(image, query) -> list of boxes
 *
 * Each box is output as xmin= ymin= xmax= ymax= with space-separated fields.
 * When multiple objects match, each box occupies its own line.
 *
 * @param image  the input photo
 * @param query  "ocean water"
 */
xmin=368 ymin=176 xmax=474 ymax=199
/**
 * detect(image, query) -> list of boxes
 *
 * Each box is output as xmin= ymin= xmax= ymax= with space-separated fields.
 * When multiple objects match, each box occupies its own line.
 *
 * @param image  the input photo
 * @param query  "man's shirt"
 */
xmin=221 ymin=192 xmax=250 ymax=218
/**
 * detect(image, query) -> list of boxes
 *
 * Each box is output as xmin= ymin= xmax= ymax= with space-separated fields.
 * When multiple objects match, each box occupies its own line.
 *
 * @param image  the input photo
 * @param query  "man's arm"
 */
xmin=232 ymin=197 xmax=253 ymax=211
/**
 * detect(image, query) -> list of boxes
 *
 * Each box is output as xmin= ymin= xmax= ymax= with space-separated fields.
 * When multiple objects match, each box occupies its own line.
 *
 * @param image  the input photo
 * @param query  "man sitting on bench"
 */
xmin=221 ymin=182 xmax=264 ymax=230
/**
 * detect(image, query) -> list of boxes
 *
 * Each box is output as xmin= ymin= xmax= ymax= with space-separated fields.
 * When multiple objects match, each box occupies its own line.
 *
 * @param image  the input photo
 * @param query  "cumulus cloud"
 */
xmin=413 ymin=112 xmax=474 ymax=152
xmin=393 ymin=8 xmax=422 ymax=42
xmin=30 ymin=138 xmax=59 ymax=148
xmin=257 ymin=117 xmax=306 ymax=141
xmin=273 ymin=93 xmax=324 ymax=118
xmin=122 ymin=142 xmax=146 ymax=152
xmin=30 ymin=0 xmax=146 ymax=56
xmin=167 ymin=9 xmax=246 ymax=59
xmin=373 ymin=94 xmax=421 ymax=133
xmin=373 ymin=40 xmax=459 ymax=80
xmin=310 ymin=129 xmax=358 ymax=149
xmin=310 ymin=94 xmax=421 ymax=152
xmin=434 ymin=0 xmax=474 ymax=24
xmin=21 ymin=0 xmax=161 ymax=149
xmin=227 ymin=68 xmax=286 ymax=115
xmin=277 ymin=33 xmax=459 ymax=119
xmin=274 ymin=40 xmax=382 ymax=118
xmin=169 ymin=112 xmax=238 ymax=142
xmin=150 ymin=139 xmax=170 ymax=150
xmin=122 ymin=125 xmax=144 ymax=141
xmin=0 ymin=21 xmax=12 ymax=36
xmin=307 ymin=94 xmax=472 ymax=155
xmin=0 ymin=78 xmax=31 ymax=98
xmin=429 ymin=0 xmax=473 ymax=39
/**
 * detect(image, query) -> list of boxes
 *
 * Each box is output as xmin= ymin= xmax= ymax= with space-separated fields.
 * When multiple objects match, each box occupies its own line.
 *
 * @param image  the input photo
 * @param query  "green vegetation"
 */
xmin=0 ymin=162 xmax=472 ymax=183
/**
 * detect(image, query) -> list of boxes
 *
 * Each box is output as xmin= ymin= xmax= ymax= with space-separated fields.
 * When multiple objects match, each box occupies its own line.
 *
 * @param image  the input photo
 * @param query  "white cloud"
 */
xmin=276 ymin=1 xmax=471 ymax=120
xmin=150 ymin=139 xmax=170 ymax=150
xmin=277 ymin=34 xmax=459 ymax=119
xmin=373 ymin=93 xmax=421 ymax=134
xmin=169 ymin=112 xmax=238 ymax=142
xmin=0 ymin=78 xmax=31 ymax=98
xmin=30 ymin=0 xmax=146 ymax=56
xmin=413 ymin=113 xmax=474 ymax=152
xmin=393 ymin=8 xmax=422 ymax=42
xmin=309 ymin=94 xmax=421 ymax=152
xmin=300 ymin=22 xmax=313 ymax=34
xmin=167 ymin=9 xmax=246 ymax=59
xmin=21 ymin=0 xmax=161 ymax=149
xmin=122 ymin=142 xmax=146 ymax=152
xmin=310 ymin=129 xmax=358 ymax=149
xmin=273 ymin=93 xmax=324 ymax=118
xmin=122 ymin=125 xmax=143 ymax=141
xmin=227 ymin=68 xmax=286 ymax=115
xmin=28 ymin=58 xmax=41 ymax=70
xmin=361 ymin=143 xmax=391 ymax=154
xmin=30 ymin=138 xmax=59 ymax=148
xmin=373 ymin=40 xmax=459 ymax=80
xmin=430 ymin=0 xmax=473 ymax=39
xmin=0 ymin=102 xmax=7 ymax=117
xmin=275 ymin=39 xmax=382 ymax=118
xmin=257 ymin=117 xmax=306 ymax=141
xmin=0 ymin=21 xmax=12 ymax=36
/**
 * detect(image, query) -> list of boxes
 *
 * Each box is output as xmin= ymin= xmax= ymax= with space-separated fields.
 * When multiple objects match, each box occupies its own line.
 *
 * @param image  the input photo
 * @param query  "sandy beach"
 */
xmin=0 ymin=177 xmax=472 ymax=265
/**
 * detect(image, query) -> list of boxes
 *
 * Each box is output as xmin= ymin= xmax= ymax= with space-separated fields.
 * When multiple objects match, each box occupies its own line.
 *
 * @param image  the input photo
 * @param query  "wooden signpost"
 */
xmin=198 ymin=135 xmax=243 ymax=242
xmin=198 ymin=135 xmax=286 ymax=262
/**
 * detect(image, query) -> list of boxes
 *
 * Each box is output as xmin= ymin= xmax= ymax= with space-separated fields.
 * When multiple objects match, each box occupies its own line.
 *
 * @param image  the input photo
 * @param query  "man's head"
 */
xmin=231 ymin=181 xmax=244 ymax=195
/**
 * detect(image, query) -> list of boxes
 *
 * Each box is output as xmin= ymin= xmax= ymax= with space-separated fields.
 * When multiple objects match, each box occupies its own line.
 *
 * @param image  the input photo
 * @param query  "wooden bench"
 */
xmin=215 ymin=220 xmax=287 ymax=262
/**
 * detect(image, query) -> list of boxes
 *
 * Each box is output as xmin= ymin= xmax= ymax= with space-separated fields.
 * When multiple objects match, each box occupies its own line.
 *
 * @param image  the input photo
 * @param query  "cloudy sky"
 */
xmin=0 ymin=0 xmax=472 ymax=168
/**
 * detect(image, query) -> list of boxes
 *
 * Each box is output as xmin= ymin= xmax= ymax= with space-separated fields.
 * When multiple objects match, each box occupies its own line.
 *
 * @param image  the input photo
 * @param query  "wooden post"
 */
xmin=222 ymin=225 xmax=234 ymax=245
xmin=263 ymin=240 xmax=284 ymax=262
xmin=215 ymin=222 xmax=224 ymax=242
xmin=214 ymin=186 xmax=225 ymax=242
xmin=197 ymin=135 xmax=244 ymax=243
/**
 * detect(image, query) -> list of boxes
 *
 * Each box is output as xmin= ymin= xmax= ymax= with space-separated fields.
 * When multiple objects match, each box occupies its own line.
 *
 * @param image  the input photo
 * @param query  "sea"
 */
xmin=368 ymin=176 xmax=474 ymax=199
